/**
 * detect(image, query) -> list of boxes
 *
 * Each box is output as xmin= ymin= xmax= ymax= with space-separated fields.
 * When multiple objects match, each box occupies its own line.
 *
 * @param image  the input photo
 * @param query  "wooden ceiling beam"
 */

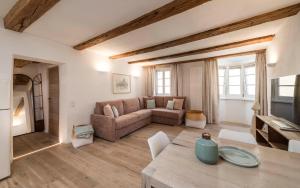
xmin=14 ymin=59 xmax=40 ymax=68
xmin=73 ymin=0 xmax=211 ymax=50
xmin=112 ymin=3 xmax=300 ymax=59
xmin=4 ymin=0 xmax=60 ymax=32
xmin=128 ymin=35 xmax=274 ymax=64
xmin=143 ymin=49 xmax=266 ymax=67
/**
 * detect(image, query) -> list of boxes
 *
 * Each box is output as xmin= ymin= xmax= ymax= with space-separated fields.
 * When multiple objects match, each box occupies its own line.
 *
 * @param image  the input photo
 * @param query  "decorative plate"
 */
xmin=219 ymin=146 xmax=260 ymax=168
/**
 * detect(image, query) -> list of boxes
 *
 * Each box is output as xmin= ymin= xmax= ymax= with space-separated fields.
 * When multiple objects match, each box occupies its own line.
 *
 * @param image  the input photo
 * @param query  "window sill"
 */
xmin=220 ymin=97 xmax=254 ymax=102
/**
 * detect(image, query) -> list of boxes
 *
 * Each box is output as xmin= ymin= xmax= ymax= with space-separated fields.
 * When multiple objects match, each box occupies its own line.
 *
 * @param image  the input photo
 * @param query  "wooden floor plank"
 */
xmin=1 ymin=123 xmax=250 ymax=188
xmin=13 ymin=132 xmax=59 ymax=158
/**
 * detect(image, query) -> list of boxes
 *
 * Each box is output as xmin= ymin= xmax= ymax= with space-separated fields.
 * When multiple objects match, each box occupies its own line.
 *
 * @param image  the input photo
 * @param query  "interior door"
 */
xmin=48 ymin=66 xmax=59 ymax=137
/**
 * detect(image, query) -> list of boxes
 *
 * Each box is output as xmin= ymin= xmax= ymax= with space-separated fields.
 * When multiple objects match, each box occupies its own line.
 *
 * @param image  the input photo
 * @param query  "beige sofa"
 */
xmin=91 ymin=96 xmax=186 ymax=142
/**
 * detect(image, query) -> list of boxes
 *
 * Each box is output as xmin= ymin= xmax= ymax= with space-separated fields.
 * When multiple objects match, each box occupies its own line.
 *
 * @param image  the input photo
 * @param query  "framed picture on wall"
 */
xmin=112 ymin=73 xmax=131 ymax=94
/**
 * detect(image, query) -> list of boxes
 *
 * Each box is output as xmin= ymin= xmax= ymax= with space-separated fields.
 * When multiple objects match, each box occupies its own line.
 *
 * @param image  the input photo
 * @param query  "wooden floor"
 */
xmin=1 ymin=123 xmax=249 ymax=188
xmin=13 ymin=132 xmax=59 ymax=158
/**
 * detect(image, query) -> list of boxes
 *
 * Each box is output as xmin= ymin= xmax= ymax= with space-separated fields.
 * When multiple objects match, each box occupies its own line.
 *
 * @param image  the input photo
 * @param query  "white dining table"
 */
xmin=141 ymin=130 xmax=300 ymax=188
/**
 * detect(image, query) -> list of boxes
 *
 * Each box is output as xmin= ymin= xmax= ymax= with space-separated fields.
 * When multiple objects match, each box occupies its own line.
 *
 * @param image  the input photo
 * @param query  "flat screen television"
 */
xmin=271 ymin=74 xmax=300 ymax=128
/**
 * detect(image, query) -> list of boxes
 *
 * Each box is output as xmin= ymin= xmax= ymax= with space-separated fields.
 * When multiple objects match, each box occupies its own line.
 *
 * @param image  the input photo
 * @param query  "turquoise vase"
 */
xmin=195 ymin=133 xmax=218 ymax=165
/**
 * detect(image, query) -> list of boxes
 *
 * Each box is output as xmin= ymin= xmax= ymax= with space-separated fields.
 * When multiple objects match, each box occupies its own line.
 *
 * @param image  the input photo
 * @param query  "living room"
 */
xmin=0 ymin=0 xmax=300 ymax=187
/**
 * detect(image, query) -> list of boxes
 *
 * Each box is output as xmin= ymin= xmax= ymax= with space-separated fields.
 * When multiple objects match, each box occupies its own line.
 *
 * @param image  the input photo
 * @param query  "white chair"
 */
xmin=288 ymin=140 xmax=300 ymax=153
xmin=218 ymin=129 xmax=257 ymax=145
xmin=147 ymin=131 xmax=170 ymax=160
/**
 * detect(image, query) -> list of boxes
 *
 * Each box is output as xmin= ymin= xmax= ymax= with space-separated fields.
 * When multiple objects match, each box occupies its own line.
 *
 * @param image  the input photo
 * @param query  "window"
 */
xmin=279 ymin=75 xmax=296 ymax=97
xmin=244 ymin=65 xmax=256 ymax=97
xmin=155 ymin=69 xmax=171 ymax=96
xmin=218 ymin=68 xmax=225 ymax=96
xmin=218 ymin=64 xmax=256 ymax=100
xmin=228 ymin=67 xmax=241 ymax=96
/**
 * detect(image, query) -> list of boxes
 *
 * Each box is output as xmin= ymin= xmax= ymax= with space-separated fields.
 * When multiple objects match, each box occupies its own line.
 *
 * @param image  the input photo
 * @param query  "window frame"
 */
xmin=244 ymin=64 xmax=256 ymax=99
xmin=155 ymin=68 xmax=171 ymax=96
xmin=228 ymin=65 xmax=243 ymax=98
xmin=219 ymin=62 xmax=256 ymax=101
xmin=218 ymin=66 xmax=226 ymax=97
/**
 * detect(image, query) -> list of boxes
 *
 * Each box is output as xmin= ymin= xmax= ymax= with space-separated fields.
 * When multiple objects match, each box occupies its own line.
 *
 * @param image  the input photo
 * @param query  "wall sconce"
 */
xmin=267 ymin=47 xmax=278 ymax=65
xmin=269 ymin=53 xmax=278 ymax=65
xmin=131 ymin=68 xmax=141 ymax=77
xmin=95 ymin=62 xmax=111 ymax=72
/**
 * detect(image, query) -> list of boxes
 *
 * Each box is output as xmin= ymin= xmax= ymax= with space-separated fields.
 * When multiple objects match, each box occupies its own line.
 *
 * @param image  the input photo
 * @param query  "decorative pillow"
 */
xmin=147 ymin=99 xmax=156 ymax=109
xmin=103 ymin=104 xmax=114 ymax=117
xmin=111 ymin=105 xmax=119 ymax=118
xmin=166 ymin=100 xmax=174 ymax=110
xmin=173 ymin=98 xmax=184 ymax=110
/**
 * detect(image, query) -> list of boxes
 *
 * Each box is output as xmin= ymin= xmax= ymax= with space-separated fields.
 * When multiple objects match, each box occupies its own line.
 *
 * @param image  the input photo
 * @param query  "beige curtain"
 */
xmin=170 ymin=64 xmax=183 ymax=96
xmin=202 ymin=58 xmax=219 ymax=124
xmin=143 ymin=66 xmax=155 ymax=96
xmin=255 ymin=51 xmax=268 ymax=115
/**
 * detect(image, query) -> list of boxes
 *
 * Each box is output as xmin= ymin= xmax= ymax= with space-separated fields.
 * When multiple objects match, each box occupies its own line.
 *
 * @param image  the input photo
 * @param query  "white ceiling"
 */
xmin=25 ymin=0 xmax=172 ymax=46
xmin=1 ymin=0 xmax=300 ymax=65
xmin=0 ymin=0 xmax=17 ymax=18
xmin=218 ymin=55 xmax=256 ymax=66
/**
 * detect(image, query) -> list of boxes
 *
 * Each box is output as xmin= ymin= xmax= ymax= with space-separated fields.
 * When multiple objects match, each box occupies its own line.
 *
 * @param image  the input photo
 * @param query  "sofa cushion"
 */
xmin=123 ymin=98 xmax=140 ymax=114
xmin=143 ymin=96 xmax=154 ymax=108
xmin=111 ymin=105 xmax=119 ymax=118
xmin=146 ymin=99 xmax=156 ymax=109
xmin=132 ymin=109 xmax=152 ymax=121
xmin=95 ymin=100 xmax=124 ymax=116
xmin=163 ymin=96 xmax=186 ymax=109
xmin=152 ymin=108 xmax=185 ymax=120
xmin=115 ymin=114 xmax=139 ymax=129
xmin=103 ymin=104 xmax=114 ymax=117
xmin=154 ymin=96 xmax=164 ymax=108
xmin=166 ymin=100 xmax=174 ymax=110
xmin=138 ymin=97 xmax=145 ymax=109
xmin=173 ymin=98 xmax=184 ymax=110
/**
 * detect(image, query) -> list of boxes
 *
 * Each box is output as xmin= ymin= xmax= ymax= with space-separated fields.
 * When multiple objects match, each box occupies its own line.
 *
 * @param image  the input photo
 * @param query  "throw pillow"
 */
xmin=147 ymin=99 xmax=156 ymax=109
xmin=173 ymin=98 xmax=184 ymax=110
xmin=103 ymin=104 xmax=114 ymax=117
xmin=111 ymin=105 xmax=119 ymax=118
xmin=166 ymin=100 xmax=174 ymax=110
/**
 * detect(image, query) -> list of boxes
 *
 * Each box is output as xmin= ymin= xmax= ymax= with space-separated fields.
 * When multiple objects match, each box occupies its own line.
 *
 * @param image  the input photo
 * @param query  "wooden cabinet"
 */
xmin=256 ymin=115 xmax=300 ymax=150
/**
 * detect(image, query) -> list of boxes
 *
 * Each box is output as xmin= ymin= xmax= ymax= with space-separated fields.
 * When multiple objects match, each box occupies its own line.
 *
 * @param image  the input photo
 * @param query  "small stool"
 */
xmin=72 ymin=124 xmax=94 ymax=148
xmin=185 ymin=110 xmax=207 ymax=129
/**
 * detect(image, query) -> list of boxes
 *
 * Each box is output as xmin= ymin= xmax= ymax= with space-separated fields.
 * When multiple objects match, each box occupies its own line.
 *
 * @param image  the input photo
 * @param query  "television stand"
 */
xmin=255 ymin=115 xmax=300 ymax=150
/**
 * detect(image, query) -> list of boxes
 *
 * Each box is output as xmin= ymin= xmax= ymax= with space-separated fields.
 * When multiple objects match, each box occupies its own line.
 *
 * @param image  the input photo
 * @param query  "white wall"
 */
xmin=0 ymin=25 xmax=143 ymax=145
xmin=219 ymin=99 xmax=253 ymax=125
xmin=267 ymin=13 xmax=300 ymax=113
xmin=267 ymin=13 xmax=300 ymax=78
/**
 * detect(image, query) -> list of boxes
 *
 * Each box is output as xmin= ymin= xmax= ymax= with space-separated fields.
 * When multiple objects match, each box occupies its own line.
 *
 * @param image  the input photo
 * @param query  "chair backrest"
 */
xmin=288 ymin=140 xmax=300 ymax=153
xmin=218 ymin=129 xmax=257 ymax=145
xmin=147 ymin=131 xmax=170 ymax=160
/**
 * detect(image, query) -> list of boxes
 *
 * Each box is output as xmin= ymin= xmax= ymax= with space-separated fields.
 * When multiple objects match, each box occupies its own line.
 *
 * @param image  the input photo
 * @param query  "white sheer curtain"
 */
xmin=202 ymin=58 xmax=219 ymax=124
xmin=143 ymin=66 xmax=155 ymax=96
xmin=170 ymin=64 xmax=183 ymax=96
xmin=255 ymin=51 xmax=268 ymax=115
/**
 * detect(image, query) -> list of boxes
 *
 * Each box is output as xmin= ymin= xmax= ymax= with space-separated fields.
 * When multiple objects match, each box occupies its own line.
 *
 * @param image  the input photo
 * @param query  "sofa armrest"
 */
xmin=91 ymin=114 xmax=116 ymax=142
